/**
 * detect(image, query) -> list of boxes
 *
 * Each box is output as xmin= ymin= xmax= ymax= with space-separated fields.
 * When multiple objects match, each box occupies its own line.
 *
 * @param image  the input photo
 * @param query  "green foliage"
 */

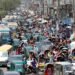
xmin=0 ymin=0 xmax=21 ymax=10
xmin=0 ymin=10 xmax=7 ymax=18
xmin=0 ymin=0 xmax=21 ymax=17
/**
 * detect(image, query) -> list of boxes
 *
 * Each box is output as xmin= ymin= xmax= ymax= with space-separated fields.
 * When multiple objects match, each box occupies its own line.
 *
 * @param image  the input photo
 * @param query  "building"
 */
xmin=23 ymin=0 xmax=75 ymax=21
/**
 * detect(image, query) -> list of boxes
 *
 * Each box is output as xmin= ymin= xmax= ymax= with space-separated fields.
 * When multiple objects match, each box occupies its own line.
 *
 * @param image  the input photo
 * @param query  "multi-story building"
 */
xmin=24 ymin=0 xmax=75 ymax=21
xmin=58 ymin=0 xmax=72 ymax=19
xmin=46 ymin=0 xmax=74 ymax=19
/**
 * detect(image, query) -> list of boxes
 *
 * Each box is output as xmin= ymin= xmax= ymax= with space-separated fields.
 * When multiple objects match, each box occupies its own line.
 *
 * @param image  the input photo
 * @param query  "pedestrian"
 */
xmin=16 ymin=46 xmax=22 ymax=54
xmin=44 ymin=64 xmax=54 ymax=75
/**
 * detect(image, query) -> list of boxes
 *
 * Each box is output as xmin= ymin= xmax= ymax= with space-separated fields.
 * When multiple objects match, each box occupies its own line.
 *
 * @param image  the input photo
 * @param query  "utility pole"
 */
xmin=57 ymin=0 xmax=60 ymax=20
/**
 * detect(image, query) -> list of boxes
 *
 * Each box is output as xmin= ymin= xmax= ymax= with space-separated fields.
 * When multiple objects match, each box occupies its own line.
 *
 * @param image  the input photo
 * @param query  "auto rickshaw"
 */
xmin=55 ymin=62 xmax=73 ymax=75
xmin=7 ymin=54 xmax=26 ymax=74
xmin=0 ymin=26 xmax=11 ymax=44
xmin=8 ymin=60 xmax=25 ymax=75
xmin=0 ymin=44 xmax=13 ymax=67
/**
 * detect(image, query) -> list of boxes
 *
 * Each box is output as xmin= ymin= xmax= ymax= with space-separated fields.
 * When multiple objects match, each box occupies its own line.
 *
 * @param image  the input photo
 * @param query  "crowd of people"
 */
xmin=9 ymin=12 xmax=75 ymax=75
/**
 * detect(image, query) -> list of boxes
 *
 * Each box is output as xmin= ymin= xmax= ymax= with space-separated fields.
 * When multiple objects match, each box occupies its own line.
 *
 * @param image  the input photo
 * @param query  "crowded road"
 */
xmin=0 ymin=3 xmax=75 ymax=75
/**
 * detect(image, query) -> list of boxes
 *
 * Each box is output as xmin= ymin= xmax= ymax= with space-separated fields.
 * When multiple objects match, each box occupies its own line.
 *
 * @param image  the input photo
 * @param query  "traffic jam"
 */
xmin=0 ymin=10 xmax=75 ymax=75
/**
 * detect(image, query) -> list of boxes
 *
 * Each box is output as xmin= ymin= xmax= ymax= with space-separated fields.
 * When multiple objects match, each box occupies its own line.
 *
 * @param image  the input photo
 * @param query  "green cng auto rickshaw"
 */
xmin=55 ymin=62 xmax=73 ymax=75
xmin=8 ymin=55 xmax=26 ymax=75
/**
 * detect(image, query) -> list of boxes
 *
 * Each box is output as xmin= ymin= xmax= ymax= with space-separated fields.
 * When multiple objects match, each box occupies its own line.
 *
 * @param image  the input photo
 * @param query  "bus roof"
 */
xmin=0 ymin=44 xmax=13 ymax=52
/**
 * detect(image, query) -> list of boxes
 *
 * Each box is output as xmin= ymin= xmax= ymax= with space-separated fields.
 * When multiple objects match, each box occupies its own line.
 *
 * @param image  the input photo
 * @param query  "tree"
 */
xmin=0 ymin=0 xmax=21 ymax=11
xmin=0 ymin=0 xmax=21 ymax=17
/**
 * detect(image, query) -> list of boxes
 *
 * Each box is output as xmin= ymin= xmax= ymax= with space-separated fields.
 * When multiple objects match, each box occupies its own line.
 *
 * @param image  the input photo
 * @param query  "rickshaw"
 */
xmin=8 ymin=54 xmax=27 ymax=74
xmin=8 ymin=22 xmax=18 ymax=30
xmin=8 ymin=60 xmax=25 ymax=75
xmin=8 ymin=54 xmax=24 ymax=68
xmin=0 ymin=44 xmax=13 ymax=67
xmin=55 ymin=62 xmax=73 ymax=75
xmin=0 ymin=25 xmax=11 ymax=44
